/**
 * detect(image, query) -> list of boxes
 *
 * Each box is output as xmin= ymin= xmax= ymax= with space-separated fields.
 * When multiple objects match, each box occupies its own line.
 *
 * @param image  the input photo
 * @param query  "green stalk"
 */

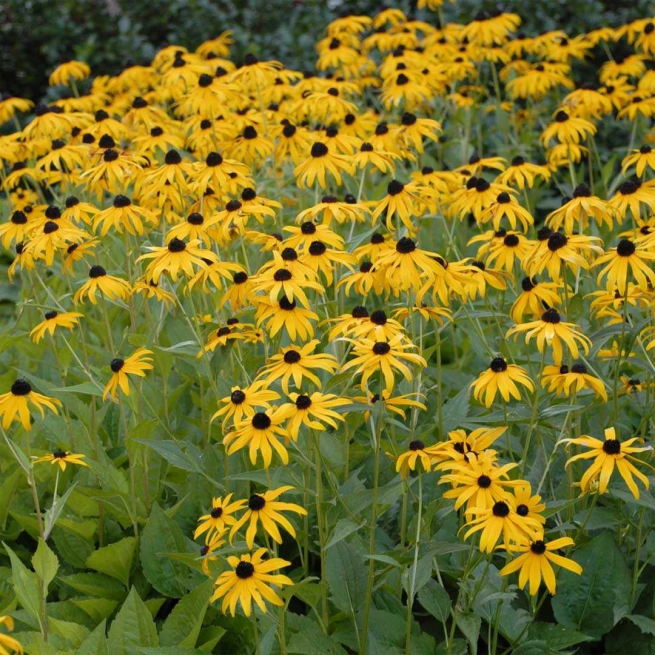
xmin=313 ymin=431 xmax=329 ymax=627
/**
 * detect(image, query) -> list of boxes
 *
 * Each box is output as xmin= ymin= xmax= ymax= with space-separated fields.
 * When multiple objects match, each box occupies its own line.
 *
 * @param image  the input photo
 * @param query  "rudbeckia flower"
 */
xmin=388 ymin=439 xmax=440 ymax=478
xmin=0 ymin=379 xmax=61 ymax=431
xmin=546 ymin=185 xmax=613 ymax=233
xmin=371 ymin=179 xmax=428 ymax=232
xmin=471 ymin=357 xmax=534 ymax=407
xmin=49 ymin=60 xmax=91 ymax=87
xmin=622 ymin=144 xmax=655 ymax=177
xmin=102 ymin=349 xmax=154 ymax=401
xmin=293 ymin=141 xmax=355 ymax=189
xmin=211 ymin=383 xmax=280 ymax=430
xmin=478 ymin=191 xmax=534 ymax=231
xmin=594 ymin=239 xmax=655 ymax=294
xmin=137 ymin=238 xmax=219 ymax=283
xmin=229 ymin=486 xmax=307 ymax=548
xmin=463 ymin=497 xmax=542 ymax=553
xmin=608 ymin=178 xmax=655 ymax=219
xmin=0 ymin=615 xmax=24 ymax=654
xmin=500 ymin=534 xmax=582 ymax=595
xmin=224 ymin=408 xmax=291 ymax=468
xmin=74 ymin=265 xmax=132 ymax=305
xmin=341 ymin=334 xmax=427 ymax=394
xmin=526 ymin=232 xmax=602 ymax=281
xmin=563 ymin=427 xmax=652 ymax=499
xmin=436 ymin=427 xmax=507 ymax=464
xmin=440 ymin=452 xmax=518 ymax=510
xmin=33 ymin=449 xmax=90 ymax=472
xmin=194 ymin=493 xmax=247 ymax=543
xmin=30 ymin=310 xmax=84 ymax=344
xmin=540 ymin=109 xmax=596 ymax=145
xmin=507 ymin=309 xmax=591 ymax=365
xmin=210 ymin=547 xmax=293 ymax=617
xmin=510 ymin=277 xmax=562 ymax=323
xmin=541 ymin=363 xmax=607 ymax=401
xmin=495 ymin=156 xmax=551 ymax=189
xmin=279 ymin=391 xmax=349 ymax=439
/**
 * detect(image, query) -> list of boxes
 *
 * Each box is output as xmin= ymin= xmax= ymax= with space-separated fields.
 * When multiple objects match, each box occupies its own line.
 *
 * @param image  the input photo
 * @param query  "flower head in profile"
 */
xmin=29 ymin=310 xmax=84 ymax=344
xmin=49 ymin=60 xmax=91 ymax=87
xmin=471 ymin=357 xmax=534 ymax=407
xmin=74 ymin=265 xmax=132 ymax=305
xmin=500 ymin=534 xmax=582 ymax=595
xmin=563 ymin=427 xmax=652 ymax=499
xmin=211 ymin=547 xmax=293 ymax=617
xmin=137 ymin=238 xmax=219 ymax=284
xmin=229 ymin=486 xmax=307 ymax=548
xmin=33 ymin=450 xmax=90 ymax=472
xmin=102 ymin=349 xmax=154 ymax=402
xmin=0 ymin=379 xmax=62 ymax=431
xmin=388 ymin=439 xmax=442 ymax=479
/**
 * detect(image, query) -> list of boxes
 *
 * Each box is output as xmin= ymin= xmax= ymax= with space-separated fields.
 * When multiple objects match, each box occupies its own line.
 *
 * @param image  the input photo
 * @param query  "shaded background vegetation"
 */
xmin=0 ymin=0 xmax=651 ymax=102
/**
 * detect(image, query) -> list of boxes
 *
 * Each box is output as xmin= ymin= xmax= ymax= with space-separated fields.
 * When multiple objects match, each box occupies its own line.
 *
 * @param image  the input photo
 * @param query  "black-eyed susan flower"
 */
xmin=478 ymin=191 xmax=534 ymax=232
xmin=485 ymin=231 xmax=533 ymax=271
xmin=102 ymin=349 xmax=154 ymax=401
xmin=353 ymin=390 xmax=426 ymax=421
xmin=564 ymin=427 xmax=652 ymax=499
xmin=510 ymin=277 xmax=561 ymax=323
xmin=622 ymin=144 xmax=655 ymax=177
xmin=132 ymin=278 xmax=175 ymax=308
xmin=211 ymin=383 xmax=280 ymax=430
xmin=257 ymin=340 xmax=339 ymax=394
xmin=30 ymin=310 xmax=83 ymax=344
xmin=210 ymin=547 xmax=293 ymax=617
xmin=294 ymin=141 xmax=354 ymax=189
xmin=33 ymin=449 xmax=89 ymax=472
xmin=541 ymin=363 xmax=607 ymax=400
xmin=229 ymin=486 xmax=307 ymax=548
xmin=507 ymin=309 xmax=591 ymax=365
xmin=73 ymin=265 xmax=132 ymax=305
xmin=388 ymin=439 xmax=439 ymax=479
xmin=440 ymin=452 xmax=518 ymax=510
xmin=137 ymin=238 xmax=219 ymax=284
xmin=0 ymin=615 xmax=24 ymax=655
xmin=608 ymin=178 xmax=655 ymax=219
xmin=500 ymin=534 xmax=582 ymax=595
xmin=471 ymin=357 xmax=534 ymax=407
xmin=526 ymin=232 xmax=602 ymax=281
xmin=512 ymin=482 xmax=546 ymax=525
xmin=224 ymin=406 xmax=291 ymax=467
xmin=194 ymin=493 xmax=247 ymax=543
xmin=540 ymin=110 xmax=596 ymax=146
xmin=255 ymin=296 xmax=319 ymax=341
xmin=0 ymin=379 xmax=61 ymax=431
xmin=341 ymin=334 xmax=427 ymax=394
xmin=594 ymin=239 xmax=655 ymax=294
xmin=371 ymin=179 xmax=427 ymax=232
xmin=463 ymin=497 xmax=542 ymax=553
xmin=93 ymin=195 xmax=158 ymax=237
xmin=279 ymin=391 xmax=349 ymax=439
xmin=495 ymin=156 xmax=551 ymax=189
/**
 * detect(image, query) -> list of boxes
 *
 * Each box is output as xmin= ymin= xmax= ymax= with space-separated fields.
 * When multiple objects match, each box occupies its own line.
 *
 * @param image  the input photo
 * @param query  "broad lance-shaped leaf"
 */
xmin=325 ymin=541 xmax=366 ymax=621
xmin=159 ymin=580 xmax=212 ymax=648
xmin=108 ymin=587 xmax=159 ymax=655
xmin=552 ymin=531 xmax=631 ymax=639
xmin=140 ymin=503 xmax=190 ymax=598
xmin=32 ymin=537 xmax=58 ymax=588
xmin=87 ymin=536 xmax=138 ymax=587
xmin=4 ymin=542 xmax=41 ymax=622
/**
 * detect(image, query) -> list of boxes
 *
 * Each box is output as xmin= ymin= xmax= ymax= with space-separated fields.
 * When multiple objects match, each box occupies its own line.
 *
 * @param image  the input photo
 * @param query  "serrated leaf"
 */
xmin=71 ymin=598 xmax=119 ymax=623
xmin=140 ymin=504 xmax=189 ymax=598
xmin=418 ymin=579 xmax=452 ymax=623
xmin=86 ymin=537 xmax=137 ymax=587
xmin=4 ymin=542 xmax=41 ymax=621
xmin=32 ymin=538 xmax=58 ymax=589
xmin=159 ymin=580 xmax=212 ymax=648
xmin=552 ymin=531 xmax=631 ymax=639
xmin=77 ymin=619 xmax=109 ymax=655
xmin=107 ymin=587 xmax=159 ymax=655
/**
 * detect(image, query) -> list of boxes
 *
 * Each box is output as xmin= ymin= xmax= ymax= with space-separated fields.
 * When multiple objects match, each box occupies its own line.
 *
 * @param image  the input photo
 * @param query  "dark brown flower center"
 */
xmin=235 ymin=561 xmax=255 ymax=579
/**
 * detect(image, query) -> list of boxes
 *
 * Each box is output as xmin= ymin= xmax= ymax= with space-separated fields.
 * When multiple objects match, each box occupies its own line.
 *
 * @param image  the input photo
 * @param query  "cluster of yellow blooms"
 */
xmin=0 ymin=4 xmax=654 ymax=628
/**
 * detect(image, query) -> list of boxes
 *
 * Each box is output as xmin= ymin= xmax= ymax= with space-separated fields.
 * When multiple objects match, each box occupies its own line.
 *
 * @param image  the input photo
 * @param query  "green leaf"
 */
xmin=4 ymin=542 xmax=41 ymax=621
xmin=325 ymin=541 xmax=366 ymax=621
xmin=107 ymin=587 xmax=159 ymax=655
xmin=59 ymin=573 xmax=127 ymax=600
xmin=135 ymin=439 xmax=202 ymax=474
xmin=86 ymin=537 xmax=137 ymax=587
xmin=418 ymin=579 xmax=452 ymax=624
xmin=324 ymin=518 xmax=363 ymax=550
xmin=140 ymin=504 xmax=189 ymax=598
xmin=287 ymin=627 xmax=348 ymax=654
xmin=77 ymin=620 xmax=109 ymax=655
xmin=138 ymin=649 xmax=204 ymax=655
xmin=527 ymin=622 xmax=594 ymax=650
xmin=49 ymin=617 xmax=90 ymax=647
xmin=455 ymin=613 xmax=481 ymax=655
xmin=512 ymin=641 xmax=558 ymax=655
xmin=32 ymin=538 xmax=58 ymax=589
xmin=71 ymin=598 xmax=119 ymax=623
xmin=552 ymin=531 xmax=631 ymax=639
xmin=43 ymin=483 xmax=78 ymax=539
xmin=627 ymin=615 xmax=655 ymax=636
xmin=159 ymin=580 xmax=212 ymax=648
xmin=442 ymin=385 xmax=470 ymax=434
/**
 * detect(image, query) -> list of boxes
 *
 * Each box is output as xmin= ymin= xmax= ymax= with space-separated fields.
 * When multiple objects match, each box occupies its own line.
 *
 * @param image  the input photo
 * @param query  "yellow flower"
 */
xmin=0 ymin=379 xmax=61 ymax=431
xmin=137 ymin=238 xmax=219 ymax=284
xmin=102 ymin=349 xmax=154 ymax=401
xmin=211 ymin=547 xmax=293 ymax=617
xmin=49 ymin=60 xmax=91 ymax=87
xmin=471 ymin=357 xmax=534 ymax=407
xmin=33 ymin=450 xmax=90 ymax=472
xmin=564 ymin=427 xmax=652 ymax=499
xmin=294 ymin=141 xmax=355 ymax=189
xmin=0 ymin=615 xmax=23 ymax=654
xmin=73 ymin=265 xmax=132 ymax=305
xmin=500 ymin=534 xmax=582 ymax=595
xmin=194 ymin=493 xmax=247 ymax=543
xmin=229 ymin=486 xmax=307 ymax=548
xmin=29 ymin=310 xmax=84 ymax=344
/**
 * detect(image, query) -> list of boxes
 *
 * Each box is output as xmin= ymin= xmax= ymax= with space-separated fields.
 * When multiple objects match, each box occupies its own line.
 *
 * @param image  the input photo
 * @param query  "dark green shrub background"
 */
xmin=1 ymin=0 xmax=651 ymax=102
